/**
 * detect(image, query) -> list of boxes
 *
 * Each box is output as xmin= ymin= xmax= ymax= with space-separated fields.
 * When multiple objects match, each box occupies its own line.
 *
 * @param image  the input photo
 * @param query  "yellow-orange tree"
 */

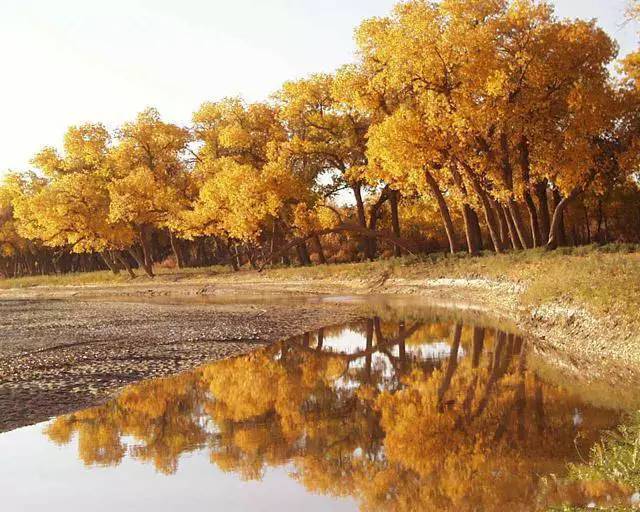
xmin=359 ymin=0 xmax=622 ymax=253
xmin=12 ymin=125 xmax=137 ymax=275
xmin=108 ymin=108 xmax=191 ymax=275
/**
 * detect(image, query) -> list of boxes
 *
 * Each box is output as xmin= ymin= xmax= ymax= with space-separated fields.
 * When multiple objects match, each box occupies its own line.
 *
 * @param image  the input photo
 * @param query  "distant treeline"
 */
xmin=2 ymin=0 xmax=640 ymax=279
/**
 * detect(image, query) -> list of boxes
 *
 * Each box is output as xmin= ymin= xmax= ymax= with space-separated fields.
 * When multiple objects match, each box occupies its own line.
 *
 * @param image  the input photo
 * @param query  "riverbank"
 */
xmin=1 ymin=249 xmax=639 ymax=431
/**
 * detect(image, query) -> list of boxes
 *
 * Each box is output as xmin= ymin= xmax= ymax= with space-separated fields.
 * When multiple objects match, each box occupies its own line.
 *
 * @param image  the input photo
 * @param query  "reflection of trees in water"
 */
xmin=45 ymin=319 xmax=621 ymax=510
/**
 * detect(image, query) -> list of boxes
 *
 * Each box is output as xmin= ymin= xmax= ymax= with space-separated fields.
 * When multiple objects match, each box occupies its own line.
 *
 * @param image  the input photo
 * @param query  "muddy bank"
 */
xmin=4 ymin=272 xmax=635 ymax=383
xmin=1 ymin=269 xmax=639 ymax=432
xmin=0 ymin=297 xmax=361 ymax=432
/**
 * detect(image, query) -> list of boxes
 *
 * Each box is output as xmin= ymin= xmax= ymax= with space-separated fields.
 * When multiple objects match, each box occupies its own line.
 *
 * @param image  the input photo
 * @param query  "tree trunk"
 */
xmin=296 ymin=242 xmax=311 ymax=266
xmin=468 ymin=207 xmax=484 ymax=252
xmin=352 ymin=183 xmax=372 ymax=260
xmin=523 ymin=190 xmax=541 ymax=247
xmin=461 ymin=204 xmax=481 ymax=255
xmin=535 ymin=180 xmax=551 ymax=242
xmin=138 ymin=226 xmax=154 ymax=271
xmin=128 ymin=247 xmax=154 ymax=277
xmin=389 ymin=189 xmax=402 ymax=257
xmin=501 ymin=204 xmax=523 ymax=250
xmin=114 ymin=252 xmax=136 ymax=278
xmin=477 ymin=188 xmax=504 ymax=253
xmin=549 ymin=189 xmax=568 ymax=248
xmin=100 ymin=252 xmax=120 ymax=275
xmin=313 ymin=235 xmax=327 ymax=264
xmin=547 ymin=194 xmax=572 ymax=249
xmin=508 ymin=199 xmax=531 ymax=249
xmin=168 ymin=230 xmax=184 ymax=269
xmin=424 ymin=168 xmax=459 ymax=254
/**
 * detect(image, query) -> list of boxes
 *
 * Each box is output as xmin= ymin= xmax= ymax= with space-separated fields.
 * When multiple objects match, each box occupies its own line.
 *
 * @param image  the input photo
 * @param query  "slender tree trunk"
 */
xmin=296 ymin=242 xmax=311 ymax=266
xmin=389 ymin=189 xmax=402 ymax=257
xmin=313 ymin=235 xmax=327 ymax=264
xmin=478 ymin=189 xmax=504 ymax=253
xmin=461 ymin=204 xmax=481 ymax=255
xmin=168 ymin=230 xmax=184 ymax=269
xmin=472 ymin=327 xmax=485 ymax=369
xmin=437 ymin=323 xmax=462 ymax=411
xmin=549 ymin=189 xmax=568 ymax=248
xmin=424 ymin=168 xmax=459 ymax=254
xmin=523 ymin=190 xmax=541 ymax=247
xmin=468 ymin=207 xmax=484 ymax=252
xmin=535 ymin=180 xmax=551 ymax=242
xmin=316 ymin=328 xmax=324 ymax=352
xmin=100 ymin=252 xmax=120 ymax=275
xmin=501 ymin=204 xmax=523 ymax=250
xmin=352 ymin=183 xmax=372 ymax=260
xmin=138 ymin=226 xmax=154 ymax=271
xmin=508 ymin=199 xmax=531 ymax=249
xmin=128 ymin=247 xmax=154 ymax=277
xmin=114 ymin=252 xmax=136 ymax=278
xmin=547 ymin=194 xmax=572 ymax=249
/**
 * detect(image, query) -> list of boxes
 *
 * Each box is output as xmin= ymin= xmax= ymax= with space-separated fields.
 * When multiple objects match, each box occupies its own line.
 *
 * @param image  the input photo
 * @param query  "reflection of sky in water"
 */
xmin=0 ymin=423 xmax=358 ymax=512
xmin=320 ymin=328 xmax=370 ymax=354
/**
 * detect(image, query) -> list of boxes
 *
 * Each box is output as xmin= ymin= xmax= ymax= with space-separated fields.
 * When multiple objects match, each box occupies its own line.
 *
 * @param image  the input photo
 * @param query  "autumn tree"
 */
xmin=108 ymin=108 xmax=191 ymax=275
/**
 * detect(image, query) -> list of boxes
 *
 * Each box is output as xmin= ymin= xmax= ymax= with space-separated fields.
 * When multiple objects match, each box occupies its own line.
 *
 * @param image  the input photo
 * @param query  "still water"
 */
xmin=0 ymin=310 xmax=634 ymax=511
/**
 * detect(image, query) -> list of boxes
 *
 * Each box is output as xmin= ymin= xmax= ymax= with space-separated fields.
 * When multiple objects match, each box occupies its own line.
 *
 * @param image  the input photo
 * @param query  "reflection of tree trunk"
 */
xmin=437 ymin=323 xmax=462 ymax=411
xmin=425 ymin=168 xmax=459 ymax=254
xmin=534 ymin=377 xmax=545 ymax=434
xmin=472 ymin=327 xmax=485 ymax=368
xmin=365 ymin=319 xmax=374 ymax=382
xmin=398 ymin=321 xmax=407 ymax=373
xmin=474 ymin=331 xmax=505 ymax=418
xmin=389 ymin=190 xmax=402 ymax=257
xmin=316 ymin=328 xmax=324 ymax=352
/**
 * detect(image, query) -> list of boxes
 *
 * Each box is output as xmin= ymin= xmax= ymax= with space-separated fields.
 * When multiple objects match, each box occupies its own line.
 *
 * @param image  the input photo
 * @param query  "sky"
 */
xmin=0 ymin=0 xmax=637 ymax=176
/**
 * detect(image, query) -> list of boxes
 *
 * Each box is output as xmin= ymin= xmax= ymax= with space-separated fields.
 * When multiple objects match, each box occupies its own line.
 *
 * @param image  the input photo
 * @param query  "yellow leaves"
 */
xmin=176 ymin=158 xmax=282 ymax=241
xmin=485 ymin=70 xmax=509 ymax=97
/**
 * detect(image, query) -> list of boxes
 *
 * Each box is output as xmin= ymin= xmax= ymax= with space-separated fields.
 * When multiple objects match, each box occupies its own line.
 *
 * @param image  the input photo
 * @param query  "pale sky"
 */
xmin=0 ymin=0 xmax=637 ymax=176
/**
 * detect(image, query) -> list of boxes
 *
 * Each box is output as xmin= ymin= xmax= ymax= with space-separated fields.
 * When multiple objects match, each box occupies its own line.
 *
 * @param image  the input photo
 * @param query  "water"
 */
xmin=0 ymin=312 xmax=632 ymax=511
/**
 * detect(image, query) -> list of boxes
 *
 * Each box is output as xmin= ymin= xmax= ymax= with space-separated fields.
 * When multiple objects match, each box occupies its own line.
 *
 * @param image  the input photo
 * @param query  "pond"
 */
xmin=0 ymin=303 xmax=635 ymax=511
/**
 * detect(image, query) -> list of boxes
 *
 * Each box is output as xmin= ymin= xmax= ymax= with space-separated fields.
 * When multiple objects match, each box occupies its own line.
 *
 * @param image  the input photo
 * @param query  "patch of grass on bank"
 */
xmin=261 ymin=244 xmax=640 ymax=319
xmin=0 ymin=265 xmax=232 ymax=289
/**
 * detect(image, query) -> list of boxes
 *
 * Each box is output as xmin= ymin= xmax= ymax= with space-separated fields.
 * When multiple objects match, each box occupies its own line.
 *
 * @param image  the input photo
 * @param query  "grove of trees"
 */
xmin=3 ymin=0 xmax=640 ymax=278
